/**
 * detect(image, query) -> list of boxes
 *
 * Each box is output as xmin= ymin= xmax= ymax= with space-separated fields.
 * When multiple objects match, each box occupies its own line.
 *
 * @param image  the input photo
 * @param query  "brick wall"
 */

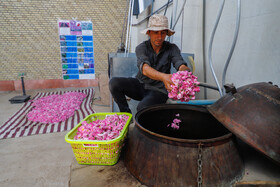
xmin=0 ymin=0 xmax=126 ymax=81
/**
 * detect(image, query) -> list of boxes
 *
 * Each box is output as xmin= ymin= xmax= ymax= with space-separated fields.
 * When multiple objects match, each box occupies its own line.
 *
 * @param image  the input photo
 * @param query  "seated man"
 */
xmin=109 ymin=14 xmax=190 ymax=113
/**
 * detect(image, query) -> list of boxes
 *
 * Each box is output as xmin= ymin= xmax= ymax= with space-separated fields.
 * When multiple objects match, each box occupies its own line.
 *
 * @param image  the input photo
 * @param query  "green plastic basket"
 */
xmin=65 ymin=112 xmax=132 ymax=165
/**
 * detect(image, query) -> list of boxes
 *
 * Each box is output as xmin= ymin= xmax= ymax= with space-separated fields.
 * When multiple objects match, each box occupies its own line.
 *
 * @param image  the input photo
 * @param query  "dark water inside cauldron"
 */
xmin=136 ymin=105 xmax=230 ymax=139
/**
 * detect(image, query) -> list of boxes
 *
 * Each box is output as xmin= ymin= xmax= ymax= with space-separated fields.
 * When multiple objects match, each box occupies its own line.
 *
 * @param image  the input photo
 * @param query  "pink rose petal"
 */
xmin=74 ymin=114 xmax=129 ymax=141
xmin=27 ymin=92 xmax=87 ymax=123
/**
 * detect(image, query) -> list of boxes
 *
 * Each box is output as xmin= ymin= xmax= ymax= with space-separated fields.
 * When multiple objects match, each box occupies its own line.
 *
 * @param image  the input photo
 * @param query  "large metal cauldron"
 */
xmin=124 ymin=104 xmax=244 ymax=187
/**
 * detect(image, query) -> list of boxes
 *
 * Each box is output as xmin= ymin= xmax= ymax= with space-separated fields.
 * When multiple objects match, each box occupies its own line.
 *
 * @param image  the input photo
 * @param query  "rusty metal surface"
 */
xmin=124 ymin=104 xmax=244 ymax=187
xmin=208 ymin=82 xmax=280 ymax=164
xmin=125 ymin=123 xmax=244 ymax=187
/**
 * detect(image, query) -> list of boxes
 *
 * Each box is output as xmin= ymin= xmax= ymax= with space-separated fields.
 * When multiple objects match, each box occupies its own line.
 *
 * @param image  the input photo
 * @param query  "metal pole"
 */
xmin=21 ymin=76 xmax=26 ymax=96
xmin=170 ymin=0 xmax=178 ymax=42
xmin=202 ymin=0 xmax=207 ymax=99
xmin=125 ymin=0 xmax=132 ymax=55
xmin=127 ymin=0 xmax=135 ymax=56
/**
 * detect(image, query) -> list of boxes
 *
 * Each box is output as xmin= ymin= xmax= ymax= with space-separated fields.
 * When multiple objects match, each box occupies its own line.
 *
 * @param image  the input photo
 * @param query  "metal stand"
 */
xmin=9 ymin=75 xmax=31 ymax=104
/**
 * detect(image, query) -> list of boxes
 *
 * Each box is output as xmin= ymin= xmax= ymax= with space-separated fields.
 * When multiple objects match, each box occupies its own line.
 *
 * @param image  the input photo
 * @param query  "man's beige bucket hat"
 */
xmin=141 ymin=14 xmax=175 ymax=36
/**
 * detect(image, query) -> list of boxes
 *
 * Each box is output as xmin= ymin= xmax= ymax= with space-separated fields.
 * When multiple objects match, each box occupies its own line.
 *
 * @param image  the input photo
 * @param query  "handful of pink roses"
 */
xmin=168 ymin=71 xmax=200 ymax=102
xmin=74 ymin=114 xmax=129 ymax=141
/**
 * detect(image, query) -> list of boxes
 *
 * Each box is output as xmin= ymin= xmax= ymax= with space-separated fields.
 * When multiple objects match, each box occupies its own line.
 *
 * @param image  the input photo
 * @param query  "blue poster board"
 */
xmin=58 ymin=20 xmax=95 ymax=80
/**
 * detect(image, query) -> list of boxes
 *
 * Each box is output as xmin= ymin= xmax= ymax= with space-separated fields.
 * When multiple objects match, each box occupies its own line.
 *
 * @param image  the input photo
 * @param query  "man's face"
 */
xmin=148 ymin=30 xmax=168 ymax=48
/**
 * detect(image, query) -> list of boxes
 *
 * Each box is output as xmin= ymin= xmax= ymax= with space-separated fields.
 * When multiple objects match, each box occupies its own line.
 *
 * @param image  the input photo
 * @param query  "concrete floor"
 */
xmin=0 ymin=88 xmax=144 ymax=187
xmin=0 ymin=88 xmax=279 ymax=187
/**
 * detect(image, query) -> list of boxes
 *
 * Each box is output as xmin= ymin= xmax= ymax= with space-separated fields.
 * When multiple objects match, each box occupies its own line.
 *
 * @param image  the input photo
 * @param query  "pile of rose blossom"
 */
xmin=74 ymin=114 xmax=129 ymax=141
xmin=168 ymin=71 xmax=200 ymax=102
xmin=167 ymin=113 xmax=181 ymax=130
xmin=27 ymin=92 xmax=87 ymax=124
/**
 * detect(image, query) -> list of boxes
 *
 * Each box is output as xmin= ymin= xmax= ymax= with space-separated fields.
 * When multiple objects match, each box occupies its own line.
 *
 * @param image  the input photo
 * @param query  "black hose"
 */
xmin=132 ymin=0 xmax=173 ymax=26
xmin=164 ymin=0 xmax=170 ymax=16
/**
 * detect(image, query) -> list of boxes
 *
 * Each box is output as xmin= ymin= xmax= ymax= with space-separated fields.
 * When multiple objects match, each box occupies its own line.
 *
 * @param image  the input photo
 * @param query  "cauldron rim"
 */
xmin=135 ymin=104 xmax=232 ymax=145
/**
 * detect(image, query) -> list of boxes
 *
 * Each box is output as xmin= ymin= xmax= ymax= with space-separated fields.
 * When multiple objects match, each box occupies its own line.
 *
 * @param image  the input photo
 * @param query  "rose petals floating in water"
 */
xmin=167 ymin=113 xmax=181 ymax=130
xmin=74 ymin=114 xmax=129 ymax=141
xmin=168 ymin=71 xmax=200 ymax=102
xmin=27 ymin=92 xmax=87 ymax=124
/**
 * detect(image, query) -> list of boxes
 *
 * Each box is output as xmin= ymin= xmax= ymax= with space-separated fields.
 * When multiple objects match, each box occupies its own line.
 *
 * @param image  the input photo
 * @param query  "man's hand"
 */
xmin=161 ymin=74 xmax=173 ymax=92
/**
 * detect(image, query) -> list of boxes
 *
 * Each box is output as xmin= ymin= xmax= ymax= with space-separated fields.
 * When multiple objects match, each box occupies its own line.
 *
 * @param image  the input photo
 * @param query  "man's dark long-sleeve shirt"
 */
xmin=136 ymin=39 xmax=188 ymax=94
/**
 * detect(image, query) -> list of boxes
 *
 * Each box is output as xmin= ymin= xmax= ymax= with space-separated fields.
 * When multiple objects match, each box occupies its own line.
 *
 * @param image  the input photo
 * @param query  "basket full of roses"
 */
xmin=65 ymin=112 xmax=132 ymax=165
